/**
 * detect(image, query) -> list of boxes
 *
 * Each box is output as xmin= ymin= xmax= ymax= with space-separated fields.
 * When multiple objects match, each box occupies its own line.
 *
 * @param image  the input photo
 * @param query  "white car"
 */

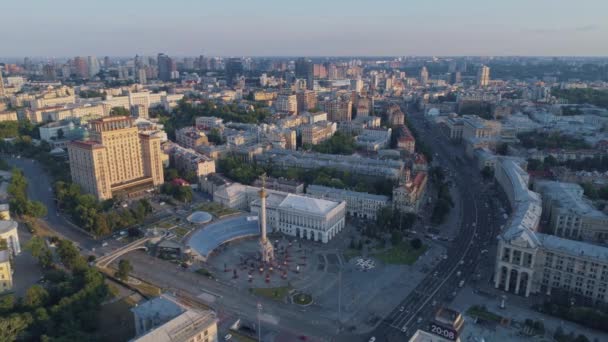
xmin=224 ymin=334 xmax=232 ymax=340
xmin=399 ymin=306 xmax=405 ymax=312
xmin=368 ymin=337 xmax=376 ymax=342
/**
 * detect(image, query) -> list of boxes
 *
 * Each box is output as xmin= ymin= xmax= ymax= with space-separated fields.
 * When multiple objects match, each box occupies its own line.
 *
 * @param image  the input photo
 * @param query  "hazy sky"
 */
xmin=3 ymin=0 xmax=607 ymax=57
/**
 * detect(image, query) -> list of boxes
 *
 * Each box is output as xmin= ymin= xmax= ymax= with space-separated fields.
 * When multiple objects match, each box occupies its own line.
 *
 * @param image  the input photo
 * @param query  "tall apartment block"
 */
xmin=68 ymin=116 xmax=164 ymax=200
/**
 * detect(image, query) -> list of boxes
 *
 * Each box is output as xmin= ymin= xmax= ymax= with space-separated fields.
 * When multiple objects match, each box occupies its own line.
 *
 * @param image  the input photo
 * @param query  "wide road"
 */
xmin=360 ymin=110 xmax=500 ymax=342
xmin=4 ymin=155 xmax=98 ymax=250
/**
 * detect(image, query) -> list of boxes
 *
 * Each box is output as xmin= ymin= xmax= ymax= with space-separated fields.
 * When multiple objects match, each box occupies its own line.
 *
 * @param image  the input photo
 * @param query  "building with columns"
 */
xmin=493 ymin=157 xmax=608 ymax=303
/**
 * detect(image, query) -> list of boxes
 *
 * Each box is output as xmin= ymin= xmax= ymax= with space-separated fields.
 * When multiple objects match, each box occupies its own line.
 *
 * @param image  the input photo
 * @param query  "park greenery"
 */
xmin=115 ymin=260 xmax=133 ymax=281
xmin=372 ymin=240 xmax=427 ymax=265
xmin=305 ymin=132 xmax=357 ymax=155
xmin=536 ymin=299 xmax=608 ymax=334
xmin=404 ymin=119 xmax=433 ymax=161
xmin=217 ymin=155 xmax=396 ymax=196
xmin=580 ymin=182 xmax=608 ymax=201
xmin=152 ymin=99 xmax=271 ymax=140
xmin=160 ymin=182 xmax=193 ymax=203
xmin=553 ymin=88 xmax=608 ymax=109
xmin=518 ymin=132 xmax=590 ymax=150
xmin=429 ymin=167 xmax=453 ymax=225
xmin=54 ymin=181 xmax=153 ymax=236
xmin=7 ymin=169 xmax=48 ymax=218
xmin=109 ymin=106 xmax=130 ymax=116
xmin=0 ymin=238 xmax=109 ymax=341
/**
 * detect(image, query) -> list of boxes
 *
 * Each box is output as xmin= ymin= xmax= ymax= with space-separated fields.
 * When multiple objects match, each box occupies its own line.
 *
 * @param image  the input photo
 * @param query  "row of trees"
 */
xmin=160 ymin=182 xmax=193 ymax=203
xmin=429 ymin=167 xmax=454 ymax=225
xmin=7 ymin=169 xmax=48 ymax=218
xmin=1 ymin=238 xmax=109 ymax=341
xmin=306 ymin=132 xmax=357 ymax=155
xmin=553 ymin=88 xmax=608 ymax=109
xmin=518 ymin=132 xmax=590 ymax=150
xmin=54 ymin=181 xmax=153 ymax=236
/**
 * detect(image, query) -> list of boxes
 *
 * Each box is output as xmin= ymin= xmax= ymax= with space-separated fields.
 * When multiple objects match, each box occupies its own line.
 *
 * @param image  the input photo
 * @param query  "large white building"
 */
xmin=213 ymin=183 xmax=346 ymax=243
xmin=534 ymin=180 xmax=608 ymax=243
xmin=493 ymin=157 xmax=608 ymax=303
xmin=250 ymin=192 xmax=346 ymax=243
xmin=0 ymin=220 xmax=20 ymax=256
xmin=306 ymin=184 xmax=389 ymax=220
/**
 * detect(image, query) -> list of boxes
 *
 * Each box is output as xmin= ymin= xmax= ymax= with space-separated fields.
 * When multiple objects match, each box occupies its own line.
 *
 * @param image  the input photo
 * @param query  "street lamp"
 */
xmin=257 ymin=302 xmax=262 ymax=342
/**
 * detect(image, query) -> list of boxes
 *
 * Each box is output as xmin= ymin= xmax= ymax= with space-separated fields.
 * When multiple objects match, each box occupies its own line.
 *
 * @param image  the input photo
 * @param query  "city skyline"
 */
xmin=3 ymin=0 xmax=608 ymax=57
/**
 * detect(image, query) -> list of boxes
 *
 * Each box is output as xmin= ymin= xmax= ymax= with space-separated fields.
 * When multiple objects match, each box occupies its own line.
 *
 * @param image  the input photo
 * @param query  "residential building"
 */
xmin=0 ymin=220 xmax=20 ymax=256
xmin=175 ymin=127 xmax=208 ymax=149
xmin=67 ymin=116 xmax=164 ymax=200
xmin=195 ymin=116 xmax=223 ymax=130
xmin=167 ymin=144 xmax=216 ymax=179
xmin=0 ymin=250 xmax=12 ymax=293
xmin=534 ymin=181 xmax=608 ymax=242
xmin=275 ymin=94 xmax=298 ymax=114
xmin=397 ymin=125 xmax=416 ymax=154
xmin=225 ymin=58 xmax=243 ymax=86
xmin=296 ymin=90 xmax=317 ymax=113
xmin=256 ymin=149 xmax=404 ymax=179
xmin=420 ymin=66 xmax=429 ymax=85
xmin=477 ymin=65 xmax=490 ymax=87
xmin=393 ymin=169 xmax=428 ymax=213
xmin=301 ymin=121 xmax=337 ymax=145
xmin=253 ymin=176 xmax=304 ymax=194
xmin=0 ymin=111 xmax=17 ymax=122
xmin=320 ymin=96 xmax=352 ymax=122
xmin=306 ymin=184 xmax=389 ymax=220
xmin=355 ymin=127 xmax=392 ymax=151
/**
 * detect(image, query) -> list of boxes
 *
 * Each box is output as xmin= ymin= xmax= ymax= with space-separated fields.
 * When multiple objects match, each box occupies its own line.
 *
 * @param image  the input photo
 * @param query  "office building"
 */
xmin=87 ymin=56 xmax=100 ymax=78
xmin=534 ymin=181 xmax=608 ymax=242
xmin=493 ymin=158 xmax=608 ymax=303
xmin=419 ymin=66 xmax=429 ymax=85
xmin=67 ymin=116 xmax=164 ymax=200
xmin=225 ymin=58 xmax=243 ymax=86
xmin=167 ymin=143 xmax=216 ymax=179
xmin=157 ymin=53 xmax=176 ymax=81
xmin=477 ymin=65 xmax=490 ymax=87
xmin=131 ymin=294 xmax=218 ymax=342
xmin=306 ymin=184 xmax=389 ymax=220
xmin=295 ymin=58 xmax=314 ymax=90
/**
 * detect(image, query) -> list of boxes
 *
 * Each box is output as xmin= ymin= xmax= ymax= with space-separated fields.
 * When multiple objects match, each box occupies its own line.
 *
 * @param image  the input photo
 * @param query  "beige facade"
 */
xmin=0 ymin=251 xmax=12 ymax=293
xmin=68 ymin=116 xmax=164 ymax=200
xmin=301 ymin=121 xmax=337 ymax=145
xmin=0 ymin=111 xmax=17 ymax=122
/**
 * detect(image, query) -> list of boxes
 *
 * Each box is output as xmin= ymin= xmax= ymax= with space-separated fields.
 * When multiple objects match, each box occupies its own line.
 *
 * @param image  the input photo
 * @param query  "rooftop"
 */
xmin=0 ymin=220 xmax=18 ymax=235
xmin=538 ymin=233 xmax=608 ymax=263
xmin=278 ymin=193 xmax=341 ymax=216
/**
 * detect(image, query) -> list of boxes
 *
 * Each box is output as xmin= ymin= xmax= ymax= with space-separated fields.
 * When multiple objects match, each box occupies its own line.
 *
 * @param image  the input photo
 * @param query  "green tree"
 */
xmin=0 ymin=314 xmax=29 ymax=341
xmin=109 ymin=106 xmax=130 ymax=116
xmin=116 ymin=259 xmax=133 ymax=281
xmin=56 ymin=240 xmax=82 ymax=270
xmin=23 ymin=285 xmax=49 ymax=309
xmin=0 ymin=294 xmax=15 ymax=314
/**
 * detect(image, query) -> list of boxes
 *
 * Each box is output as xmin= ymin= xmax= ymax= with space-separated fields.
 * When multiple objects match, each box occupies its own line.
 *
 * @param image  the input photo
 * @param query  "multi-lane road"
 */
xmin=362 ymin=110 xmax=501 ymax=342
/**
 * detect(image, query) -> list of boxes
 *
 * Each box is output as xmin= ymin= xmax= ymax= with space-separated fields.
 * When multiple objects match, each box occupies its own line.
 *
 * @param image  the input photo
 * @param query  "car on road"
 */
xmin=459 ymin=280 xmax=465 ymax=288
xmin=368 ymin=337 xmax=376 ymax=342
xmin=399 ymin=306 xmax=405 ymax=312
xmin=224 ymin=334 xmax=232 ymax=340
xmin=417 ymin=317 xmax=423 ymax=323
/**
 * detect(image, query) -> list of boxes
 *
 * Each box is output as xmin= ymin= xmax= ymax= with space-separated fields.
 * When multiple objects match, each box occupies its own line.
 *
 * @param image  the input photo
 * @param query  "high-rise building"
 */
xmin=225 ymin=58 xmax=243 ymax=86
xmin=296 ymin=90 xmax=317 ymax=113
xmin=157 ymin=53 xmax=176 ymax=81
xmin=42 ymin=64 xmax=57 ymax=81
xmin=477 ymin=65 xmax=490 ymax=87
xmin=275 ymin=94 xmax=298 ymax=114
xmin=87 ymin=56 xmax=100 ymax=78
xmin=295 ymin=58 xmax=314 ymax=90
xmin=137 ymin=68 xmax=147 ymax=84
xmin=449 ymin=71 xmax=462 ymax=85
xmin=419 ymin=66 xmax=429 ymax=85
xmin=67 ymin=116 xmax=164 ymax=200
xmin=320 ymin=96 xmax=352 ymax=122
xmin=73 ymin=56 xmax=88 ymax=78
xmin=0 ymin=67 xmax=5 ymax=97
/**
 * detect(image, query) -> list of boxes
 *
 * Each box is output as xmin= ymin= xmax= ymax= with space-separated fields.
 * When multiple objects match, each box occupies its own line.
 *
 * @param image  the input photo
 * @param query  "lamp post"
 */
xmin=257 ymin=302 xmax=262 ymax=342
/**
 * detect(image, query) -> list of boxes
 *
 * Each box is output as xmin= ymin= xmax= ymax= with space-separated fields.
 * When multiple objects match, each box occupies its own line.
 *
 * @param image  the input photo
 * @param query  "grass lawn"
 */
xmin=98 ymin=266 xmax=161 ymax=298
xmin=467 ymin=305 xmax=504 ymax=323
xmin=372 ymin=241 xmax=427 ymax=265
xmin=251 ymin=286 xmax=291 ymax=301
xmin=172 ymin=226 xmax=190 ymax=237
xmin=196 ymin=202 xmax=239 ymax=218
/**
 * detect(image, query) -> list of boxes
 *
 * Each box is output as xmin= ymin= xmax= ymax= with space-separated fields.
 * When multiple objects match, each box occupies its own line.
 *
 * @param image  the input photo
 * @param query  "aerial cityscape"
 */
xmin=2 ymin=1 xmax=608 ymax=342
